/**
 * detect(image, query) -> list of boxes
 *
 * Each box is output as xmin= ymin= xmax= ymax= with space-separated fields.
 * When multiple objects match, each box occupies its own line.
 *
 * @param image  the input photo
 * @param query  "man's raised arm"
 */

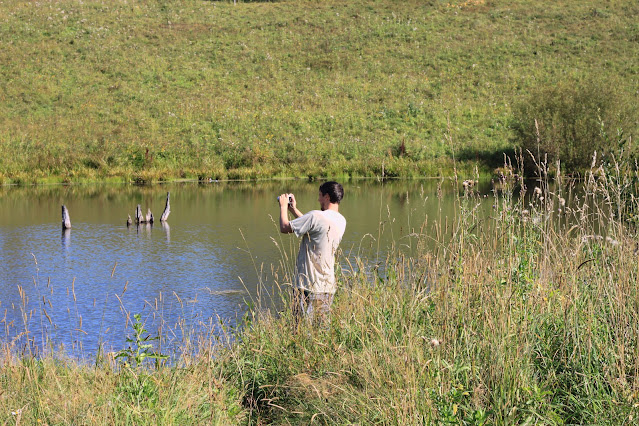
xmin=279 ymin=193 xmax=295 ymax=233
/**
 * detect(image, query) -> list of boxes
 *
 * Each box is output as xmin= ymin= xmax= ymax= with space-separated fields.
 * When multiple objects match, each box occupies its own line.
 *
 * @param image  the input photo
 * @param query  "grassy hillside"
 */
xmin=1 ymin=0 xmax=638 ymax=183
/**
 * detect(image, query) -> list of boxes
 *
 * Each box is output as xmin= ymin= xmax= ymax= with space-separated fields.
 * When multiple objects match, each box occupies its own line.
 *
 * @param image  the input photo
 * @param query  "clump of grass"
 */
xmin=0 ymin=344 xmax=243 ymax=423
xmin=512 ymin=76 xmax=636 ymax=174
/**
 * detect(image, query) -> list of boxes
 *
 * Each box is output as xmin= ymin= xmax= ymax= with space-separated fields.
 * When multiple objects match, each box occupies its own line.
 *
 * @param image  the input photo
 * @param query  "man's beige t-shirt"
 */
xmin=290 ymin=210 xmax=346 ymax=294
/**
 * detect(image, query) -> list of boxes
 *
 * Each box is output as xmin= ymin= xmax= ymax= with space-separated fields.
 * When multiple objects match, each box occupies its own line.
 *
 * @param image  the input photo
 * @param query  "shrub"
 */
xmin=512 ymin=77 xmax=635 ymax=175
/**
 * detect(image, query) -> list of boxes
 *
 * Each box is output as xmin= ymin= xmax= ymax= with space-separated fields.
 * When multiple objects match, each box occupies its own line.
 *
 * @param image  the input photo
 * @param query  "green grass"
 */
xmin=2 ymin=157 xmax=639 ymax=423
xmin=1 ymin=0 xmax=637 ymax=183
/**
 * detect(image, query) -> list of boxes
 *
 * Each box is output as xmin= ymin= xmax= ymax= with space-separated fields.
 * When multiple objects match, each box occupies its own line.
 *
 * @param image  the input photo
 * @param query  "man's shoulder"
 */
xmin=321 ymin=210 xmax=346 ymax=231
xmin=323 ymin=209 xmax=346 ymax=221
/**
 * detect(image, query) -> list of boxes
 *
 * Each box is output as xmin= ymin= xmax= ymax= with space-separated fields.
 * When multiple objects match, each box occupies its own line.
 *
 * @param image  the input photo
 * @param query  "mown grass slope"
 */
xmin=1 ymin=0 xmax=637 ymax=182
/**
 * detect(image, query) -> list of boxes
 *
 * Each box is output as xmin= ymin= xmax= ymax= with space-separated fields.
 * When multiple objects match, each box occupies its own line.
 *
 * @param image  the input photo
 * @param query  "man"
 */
xmin=279 ymin=181 xmax=346 ymax=324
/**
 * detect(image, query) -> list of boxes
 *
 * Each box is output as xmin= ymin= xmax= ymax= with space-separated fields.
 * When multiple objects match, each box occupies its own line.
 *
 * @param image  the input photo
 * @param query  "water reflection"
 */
xmin=161 ymin=221 xmax=171 ymax=242
xmin=138 ymin=223 xmax=153 ymax=237
xmin=61 ymin=228 xmax=71 ymax=250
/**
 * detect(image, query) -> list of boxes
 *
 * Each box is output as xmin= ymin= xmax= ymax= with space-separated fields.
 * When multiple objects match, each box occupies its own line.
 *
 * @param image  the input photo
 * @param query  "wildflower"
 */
xmin=430 ymin=338 xmax=440 ymax=347
xmin=533 ymin=187 xmax=542 ymax=197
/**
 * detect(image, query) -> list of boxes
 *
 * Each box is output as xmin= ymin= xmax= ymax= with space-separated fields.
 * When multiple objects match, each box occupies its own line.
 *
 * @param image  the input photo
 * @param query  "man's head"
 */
xmin=318 ymin=181 xmax=344 ymax=210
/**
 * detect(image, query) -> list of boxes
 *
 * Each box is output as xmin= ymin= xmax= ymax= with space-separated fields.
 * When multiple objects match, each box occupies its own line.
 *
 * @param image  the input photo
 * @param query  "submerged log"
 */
xmin=160 ymin=192 xmax=171 ymax=222
xmin=135 ymin=204 xmax=143 ymax=224
xmin=61 ymin=205 xmax=71 ymax=229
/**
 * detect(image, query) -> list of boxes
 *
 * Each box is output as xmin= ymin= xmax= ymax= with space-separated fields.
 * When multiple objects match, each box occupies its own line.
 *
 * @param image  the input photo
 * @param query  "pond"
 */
xmin=0 ymin=178 xmax=494 ymax=358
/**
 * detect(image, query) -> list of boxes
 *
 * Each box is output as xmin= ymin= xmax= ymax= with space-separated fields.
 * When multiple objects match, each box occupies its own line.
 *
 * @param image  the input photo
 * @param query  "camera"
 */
xmin=277 ymin=195 xmax=293 ymax=204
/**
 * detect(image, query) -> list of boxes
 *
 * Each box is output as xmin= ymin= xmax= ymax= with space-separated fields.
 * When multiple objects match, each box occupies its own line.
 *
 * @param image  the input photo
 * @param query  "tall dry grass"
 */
xmin=217 ymin=154 xmax=639 ymax=424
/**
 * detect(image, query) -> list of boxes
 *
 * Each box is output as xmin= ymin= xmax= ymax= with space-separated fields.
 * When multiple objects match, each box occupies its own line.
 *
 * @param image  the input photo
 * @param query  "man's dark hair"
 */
xmin=319 ymin=181 xmax=344 ymax=204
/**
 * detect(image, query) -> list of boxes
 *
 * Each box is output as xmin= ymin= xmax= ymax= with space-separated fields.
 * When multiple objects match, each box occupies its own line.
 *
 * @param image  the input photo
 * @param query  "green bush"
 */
xmin=512 ymin=77 xmax=635 ymax=174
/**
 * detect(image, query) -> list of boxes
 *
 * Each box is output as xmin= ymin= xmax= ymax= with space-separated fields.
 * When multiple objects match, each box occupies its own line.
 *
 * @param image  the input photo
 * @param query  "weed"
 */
xmin=115 ymin=313 xmax=167 ymax=369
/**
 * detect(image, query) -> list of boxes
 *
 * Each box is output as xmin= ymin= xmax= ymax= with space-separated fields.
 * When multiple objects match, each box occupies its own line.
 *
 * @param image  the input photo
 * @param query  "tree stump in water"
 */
xmin=135 ymin=204 xmax=144 ymax=224
xmin=129 ymin=194 xmax=169 ymax=226
xmin=160 ymin=192 xmax=171 ymax=222
xmin=61 ymin=205 xmax=71 ymax=229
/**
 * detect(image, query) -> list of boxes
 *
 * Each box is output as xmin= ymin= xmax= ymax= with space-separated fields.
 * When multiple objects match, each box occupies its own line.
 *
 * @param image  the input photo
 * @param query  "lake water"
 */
xmin=0 ymin=179 xmax=492 ymax=358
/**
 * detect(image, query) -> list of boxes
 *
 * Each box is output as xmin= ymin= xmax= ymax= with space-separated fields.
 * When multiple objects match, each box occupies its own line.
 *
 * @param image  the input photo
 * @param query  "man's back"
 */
xmin=291 ymin=209 xmax=346 ymax=294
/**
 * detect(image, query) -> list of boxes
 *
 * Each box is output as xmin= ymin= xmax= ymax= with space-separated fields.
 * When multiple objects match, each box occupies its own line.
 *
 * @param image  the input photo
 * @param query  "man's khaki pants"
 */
xmin=292 ymin=289 xmax=334 ymax=326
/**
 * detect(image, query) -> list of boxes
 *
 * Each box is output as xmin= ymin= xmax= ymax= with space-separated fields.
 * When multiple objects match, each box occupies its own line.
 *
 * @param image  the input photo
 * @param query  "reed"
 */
xmin=2 ymin=156 xmax=639 ymax=424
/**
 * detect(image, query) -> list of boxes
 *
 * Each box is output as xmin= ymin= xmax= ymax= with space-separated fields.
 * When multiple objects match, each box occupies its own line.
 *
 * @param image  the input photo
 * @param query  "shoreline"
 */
xmin=0 ymin=158 xmax=492 ymax=186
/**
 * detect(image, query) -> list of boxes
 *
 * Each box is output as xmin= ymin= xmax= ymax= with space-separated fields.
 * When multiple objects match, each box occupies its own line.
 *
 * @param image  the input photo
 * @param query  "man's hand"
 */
xmin=287 ymin=194 xmax=303 ymax=218
xmin=278 ymin=193 xmax=291 ymax=209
